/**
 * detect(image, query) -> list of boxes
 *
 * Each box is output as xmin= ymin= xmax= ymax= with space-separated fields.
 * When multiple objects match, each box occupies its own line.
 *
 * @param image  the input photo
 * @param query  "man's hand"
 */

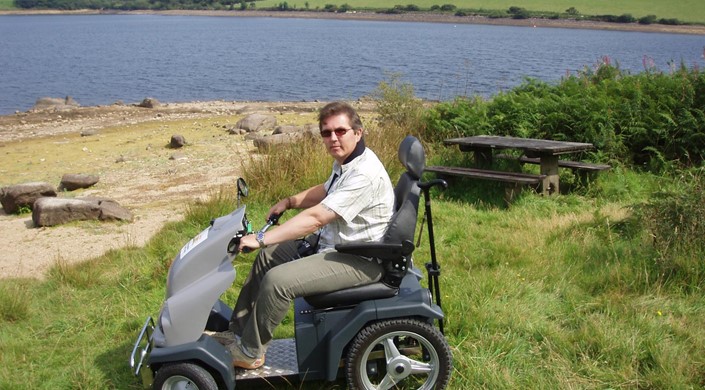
xmin=239 ymin=234 xmax=259 ymax=253
xmin=267 ymin=198 xmax=290 ymax=221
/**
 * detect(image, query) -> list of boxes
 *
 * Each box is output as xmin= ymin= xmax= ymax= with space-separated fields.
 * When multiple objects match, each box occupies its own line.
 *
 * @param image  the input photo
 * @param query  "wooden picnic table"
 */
xmin=443 ymin=135 xmax=595 ymax=196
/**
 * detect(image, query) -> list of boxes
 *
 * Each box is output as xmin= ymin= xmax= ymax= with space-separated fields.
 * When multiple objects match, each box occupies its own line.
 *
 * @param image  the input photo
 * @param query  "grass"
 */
xmin=1 ymin=105 xmax=704 ymax=389
xmin=0 ymin=0 xmax=14 ymax=10
xmin=2 ymin=173 xmax=704 ymax=388
xmin=256 ymin=0 xmax=705 ymax=23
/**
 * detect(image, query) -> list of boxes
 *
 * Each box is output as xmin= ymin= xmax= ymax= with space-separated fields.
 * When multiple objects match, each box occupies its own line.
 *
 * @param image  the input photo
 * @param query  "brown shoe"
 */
xmin=227 ymin=339 xmax=264 ymax=370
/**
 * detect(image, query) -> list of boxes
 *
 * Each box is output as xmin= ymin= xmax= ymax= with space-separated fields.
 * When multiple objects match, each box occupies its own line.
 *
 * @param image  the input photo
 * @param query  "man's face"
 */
xmin=320 ymin=113 xmax=363 ymax=164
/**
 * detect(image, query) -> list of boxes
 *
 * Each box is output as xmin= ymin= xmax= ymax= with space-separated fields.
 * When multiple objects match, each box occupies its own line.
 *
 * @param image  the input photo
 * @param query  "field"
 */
xmin=257 ymin=0 xmax=705 ymax=23
xmin=2 ymin=0 xmax=704 ymax=23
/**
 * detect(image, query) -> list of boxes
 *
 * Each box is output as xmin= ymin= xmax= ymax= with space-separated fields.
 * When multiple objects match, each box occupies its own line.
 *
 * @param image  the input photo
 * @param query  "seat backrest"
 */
xmin=378 ymin=136 xmax=425 ymax=287
xmin=383 ymin=135 xmax=425 ymax=245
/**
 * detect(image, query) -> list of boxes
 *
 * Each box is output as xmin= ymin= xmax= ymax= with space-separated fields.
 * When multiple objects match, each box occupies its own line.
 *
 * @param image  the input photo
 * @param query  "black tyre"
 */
xmin=153 ymin=362 xmax=218 ymax=390
xmin=345 ymin=318 xmax=452 ymax=390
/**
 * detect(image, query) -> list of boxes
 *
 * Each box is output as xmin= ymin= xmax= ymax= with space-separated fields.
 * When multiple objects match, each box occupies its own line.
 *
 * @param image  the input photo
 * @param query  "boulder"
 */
xmin=138 ymin=98 xmax=160 ymax=108
xmin=59 ymin=174 xmax=99 ymax=191
xmin=253 ymin=132 xmax=305 ymax=151
xmin=302 ymin=123 xmax=319 ymax=138
xmin=235 ymin=114 xmax=277 ymax=133
xmin=170 ymin=134 xmax=186 ymax=148
xmin=0 ymin=182 xmax=57 ymax=214
xmin=169 ymin=152 xmax=188 ymax=161
xmin=272 ymin=125 xmax=303 ymax=135
xmin=32 ymin=96 xmax=80 ymax=111
xmin=32 ymin=197 xmax=133 ymax=227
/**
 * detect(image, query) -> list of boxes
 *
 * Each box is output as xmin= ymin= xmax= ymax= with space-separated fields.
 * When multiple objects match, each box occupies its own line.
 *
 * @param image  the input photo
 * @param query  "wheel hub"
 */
xmin=387 ymin=356 xmax=412 ymax=380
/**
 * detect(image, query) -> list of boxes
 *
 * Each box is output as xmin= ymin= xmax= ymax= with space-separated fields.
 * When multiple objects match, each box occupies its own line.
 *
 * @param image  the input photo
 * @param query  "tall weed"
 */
xmin=632 ymin=168 xmax=705 ymax=291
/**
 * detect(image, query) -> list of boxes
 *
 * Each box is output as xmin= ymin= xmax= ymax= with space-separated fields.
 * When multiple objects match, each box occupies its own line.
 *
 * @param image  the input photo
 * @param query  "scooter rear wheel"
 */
xmin=153 ymin=362 xmax=218 ymax=390
xmin=345 ymin=318 xmax=452 ymax=390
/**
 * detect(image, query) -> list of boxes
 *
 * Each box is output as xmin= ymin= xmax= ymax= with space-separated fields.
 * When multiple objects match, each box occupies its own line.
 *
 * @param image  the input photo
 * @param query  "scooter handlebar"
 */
xmin=229 ymin=213 xmax=282 ymax=255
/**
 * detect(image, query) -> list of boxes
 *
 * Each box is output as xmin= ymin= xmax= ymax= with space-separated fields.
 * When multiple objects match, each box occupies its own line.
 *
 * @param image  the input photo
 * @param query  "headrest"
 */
xmin=398 ymin=136 xmax=425 ymax=180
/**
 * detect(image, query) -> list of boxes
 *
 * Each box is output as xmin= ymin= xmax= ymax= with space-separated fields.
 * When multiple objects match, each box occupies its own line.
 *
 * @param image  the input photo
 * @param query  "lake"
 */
xmin=0 ymin=14 xmax=703 ymax=114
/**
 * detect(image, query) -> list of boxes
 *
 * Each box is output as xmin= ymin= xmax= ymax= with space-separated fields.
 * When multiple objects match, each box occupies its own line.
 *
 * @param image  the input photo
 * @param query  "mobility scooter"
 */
xmin=130 ymin=136 xmax=451 ymax=389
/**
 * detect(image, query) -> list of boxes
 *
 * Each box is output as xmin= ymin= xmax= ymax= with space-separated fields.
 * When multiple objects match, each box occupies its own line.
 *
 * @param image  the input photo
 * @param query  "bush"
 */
xmin=616 ymin=13 xmax=636 ymax=23
xmin=639 ymin=14 xmax=658 ymax=24
xmin=439 ymin=3 xmax=455 ymax=11
xmin=372 ymin=73 xmax=425 ymax=132
xmin=659 ymin=18 xmax=682 ymax=25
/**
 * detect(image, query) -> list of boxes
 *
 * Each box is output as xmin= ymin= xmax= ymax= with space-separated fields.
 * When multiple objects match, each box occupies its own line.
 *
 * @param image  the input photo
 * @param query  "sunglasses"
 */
xmin=320 ymin=127 xmax=353 ymax=138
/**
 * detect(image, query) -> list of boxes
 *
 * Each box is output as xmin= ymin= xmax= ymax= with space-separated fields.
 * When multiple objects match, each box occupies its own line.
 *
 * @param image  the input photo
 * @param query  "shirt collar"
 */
xmin=333 ymin=138 xmax=366 ymax=175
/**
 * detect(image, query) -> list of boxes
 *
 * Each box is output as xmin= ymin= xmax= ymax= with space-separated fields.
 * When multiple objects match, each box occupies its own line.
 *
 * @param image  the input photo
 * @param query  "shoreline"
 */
xmin=2 ymin=9 xmax=705 ymax=35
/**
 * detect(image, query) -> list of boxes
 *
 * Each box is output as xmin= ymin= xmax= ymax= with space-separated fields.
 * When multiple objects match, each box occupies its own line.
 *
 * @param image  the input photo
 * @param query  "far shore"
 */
xmin=2 ymin=8 xmax=705 ymax=35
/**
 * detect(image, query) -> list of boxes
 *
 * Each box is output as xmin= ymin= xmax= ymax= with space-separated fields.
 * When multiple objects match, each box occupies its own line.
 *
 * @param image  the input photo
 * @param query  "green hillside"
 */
xmin=4 ymin=0 xmax=704 ymax=24
xmin=0 ymin=0 xmax=15 ymax=9
xmin=257 ymin=0 xmax=705 ymax=24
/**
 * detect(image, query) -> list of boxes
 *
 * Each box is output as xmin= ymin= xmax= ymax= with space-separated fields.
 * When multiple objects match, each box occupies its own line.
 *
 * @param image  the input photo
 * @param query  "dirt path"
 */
xmin=0 ymin=100 xmax=372 ymax=279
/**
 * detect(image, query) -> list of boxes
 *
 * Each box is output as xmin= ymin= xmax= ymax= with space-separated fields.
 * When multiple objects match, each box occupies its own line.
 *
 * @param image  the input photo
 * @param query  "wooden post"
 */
xmin=540 ymin=154 xmax=559 ymax=195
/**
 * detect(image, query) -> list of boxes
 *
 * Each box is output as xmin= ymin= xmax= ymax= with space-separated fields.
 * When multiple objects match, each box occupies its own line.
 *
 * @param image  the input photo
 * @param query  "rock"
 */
xmin=227 ymin=127 xmax=247 ymax=135
xmin=138 ymin=98 xmax=160 ymax=108
xmin=59 ymin=174 xmax=100 ymax=191
xmin=170 ymin=134 xmax=186 ymax=148
xmin=272 ymin=125 xmax=303 ymax=135
xmin=31 ymin=96 xmax=80 ymax=111
xmin=32 ymin=197 xmax=132 ymax=227
xmin=80 ymin=129 xmax=98 ymax=137
xmin=0 ymin=182 xmax=57 ymax=214
xmin=252 ymin=132 xmax=304 ymax=151
xmin=88 ymin=198 xmax=133 ymax=222
xmin=302 ymin=123 xmax=319 ymax=138
xmin=235 ymin=113 xmax=277 ymax=133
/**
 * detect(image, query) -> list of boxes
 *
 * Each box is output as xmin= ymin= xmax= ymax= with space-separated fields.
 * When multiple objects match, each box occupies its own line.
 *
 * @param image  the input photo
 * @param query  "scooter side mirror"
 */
xmin=237 ymin=178 xmax=249 ymax=198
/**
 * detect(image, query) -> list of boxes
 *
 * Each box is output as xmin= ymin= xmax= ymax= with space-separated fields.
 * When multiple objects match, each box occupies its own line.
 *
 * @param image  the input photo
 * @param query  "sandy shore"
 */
xmin=2 ymin=9 xmax=705 ymax=35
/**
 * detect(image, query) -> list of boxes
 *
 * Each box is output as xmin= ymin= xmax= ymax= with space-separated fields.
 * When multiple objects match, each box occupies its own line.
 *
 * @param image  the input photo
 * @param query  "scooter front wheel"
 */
xmin=345 ymin=318 xmax=452 ymax=390
xmin=153 ymin=362 xmax=218 ymax=390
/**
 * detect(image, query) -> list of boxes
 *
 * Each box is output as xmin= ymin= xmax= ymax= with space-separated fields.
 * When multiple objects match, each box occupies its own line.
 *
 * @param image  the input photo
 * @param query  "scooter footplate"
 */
xmin=235 ymin=338 xmax=299 ymax=382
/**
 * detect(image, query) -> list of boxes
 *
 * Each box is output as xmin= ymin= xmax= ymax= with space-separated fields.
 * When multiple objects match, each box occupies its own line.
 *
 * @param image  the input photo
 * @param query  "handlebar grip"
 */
xmin=419 ymin=179 xmax=448 ymax=191
xmin=268 ymin=212 xmax=282 ymax=225
xmin=241 ymin=246 xmax=254 ymax=254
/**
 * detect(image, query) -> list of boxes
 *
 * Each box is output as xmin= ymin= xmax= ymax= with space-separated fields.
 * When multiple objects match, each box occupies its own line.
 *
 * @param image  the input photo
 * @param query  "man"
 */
xmin=218 ymin=101 xmax=395 ymax=369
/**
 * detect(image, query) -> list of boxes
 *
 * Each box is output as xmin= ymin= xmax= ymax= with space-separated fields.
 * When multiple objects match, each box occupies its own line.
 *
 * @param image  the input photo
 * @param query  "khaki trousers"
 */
xmin=229 ymin=239 xmax=383 ymax=356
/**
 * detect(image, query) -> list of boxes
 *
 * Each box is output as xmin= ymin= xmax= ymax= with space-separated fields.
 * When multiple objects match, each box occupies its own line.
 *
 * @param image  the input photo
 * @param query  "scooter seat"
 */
xmin=304 ymin=282 xmax=398 ymax=308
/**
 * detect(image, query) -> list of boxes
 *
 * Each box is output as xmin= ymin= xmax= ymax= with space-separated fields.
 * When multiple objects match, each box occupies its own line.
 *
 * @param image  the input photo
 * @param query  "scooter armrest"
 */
xmin=335 ymin=240 xmax=415 ymax=259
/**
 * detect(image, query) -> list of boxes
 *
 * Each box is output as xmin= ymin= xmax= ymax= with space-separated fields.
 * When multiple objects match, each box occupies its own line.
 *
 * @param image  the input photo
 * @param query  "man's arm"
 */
xmin=240 ymin=203 xmax=338 ymax=251
xmin=267 ymin=184 xmax=327 ymax=219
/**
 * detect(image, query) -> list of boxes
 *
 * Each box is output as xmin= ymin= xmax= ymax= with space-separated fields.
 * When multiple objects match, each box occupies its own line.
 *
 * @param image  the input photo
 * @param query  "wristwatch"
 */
xmin=256 ymin=231 xmax=266 ymax=248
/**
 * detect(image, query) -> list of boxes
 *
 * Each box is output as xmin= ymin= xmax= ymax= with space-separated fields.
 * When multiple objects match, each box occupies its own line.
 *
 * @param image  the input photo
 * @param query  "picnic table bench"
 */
xmin=495 ymin=153 xmax=611 ymax=172
xmin=424 ymin=165 xmax=545 ymax=201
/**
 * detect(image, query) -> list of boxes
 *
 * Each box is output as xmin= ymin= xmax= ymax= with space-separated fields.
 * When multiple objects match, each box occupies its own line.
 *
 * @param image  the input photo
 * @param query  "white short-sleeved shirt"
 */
xmin=318 ymin=148 xmax=395 ymax=252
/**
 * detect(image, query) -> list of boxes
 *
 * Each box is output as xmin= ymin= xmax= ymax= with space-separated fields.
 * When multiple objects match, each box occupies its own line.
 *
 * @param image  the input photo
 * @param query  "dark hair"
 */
xmin=318 ymin=101 xmax=363 ymax=131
